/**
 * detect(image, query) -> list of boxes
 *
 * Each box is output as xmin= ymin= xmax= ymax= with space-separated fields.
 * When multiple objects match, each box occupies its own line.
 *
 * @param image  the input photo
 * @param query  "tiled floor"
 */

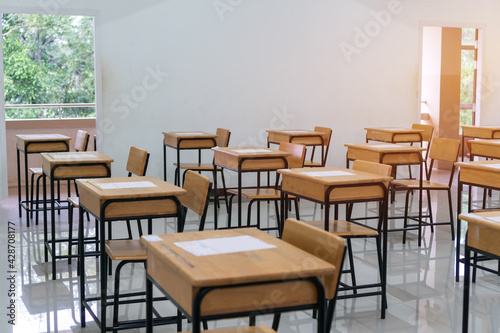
xmin=1 ymin=171 xmax=500 ymax=333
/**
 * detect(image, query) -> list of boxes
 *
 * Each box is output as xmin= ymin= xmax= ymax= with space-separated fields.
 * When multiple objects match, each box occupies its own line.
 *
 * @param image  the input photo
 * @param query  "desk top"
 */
xmin=163 ymin=131 xmax=218 ymax=148
xmin=470 ymin=139 xmax=500 ymax=147
xmin=462 ymin=125 xmax=500 ymax=138
xmin=278 ymin=166 xmax=392 ymax=186
xmin=41 ymin=151 xmax=114 ymax=165
xmin=213 ymin=146 xmax=290 ymax=158
xmin=16 ymin=134 xmax=71 ymax=152
xmin=364 ymin=127 xmax=424 ymax=144
xmin=77 ymin=176 xmax=185 ymax=200
xmin=16 ymin=133 xmax=71 ymax=141
xmin=459 ymin=210 xmax=500 ymax=232
xmin=141 ymin=228 xmax=334 ymax=288
xmin=266 ymin=129 xmax=322 ymax=136
xmin=364 ymin=127 xmax=424 ymax=134
xmin=345 ymin=142 xmax=425 ymax=153
xmin=213 ymin=147 xmax=291 ymax=171
xmin=455 ymin=159 xmax=500 ymax=171
xmin=459 ymin=210 xmax=500 ymax=257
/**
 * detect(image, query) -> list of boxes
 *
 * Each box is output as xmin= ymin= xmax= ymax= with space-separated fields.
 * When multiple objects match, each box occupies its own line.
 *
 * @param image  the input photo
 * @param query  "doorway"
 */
xmin=419 ymin=25 xmax=483 ymax=146
xmin=0 ymin=9 xmax=100 ymax=198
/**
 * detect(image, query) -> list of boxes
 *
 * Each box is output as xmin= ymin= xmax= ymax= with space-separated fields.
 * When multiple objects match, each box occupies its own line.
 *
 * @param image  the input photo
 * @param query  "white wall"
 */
xmin=2 ymin=0 xmax=500 ymax=186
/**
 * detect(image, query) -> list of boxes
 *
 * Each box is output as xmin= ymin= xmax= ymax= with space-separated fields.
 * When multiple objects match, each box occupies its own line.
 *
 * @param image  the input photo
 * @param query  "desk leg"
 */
xmin=43 ymin=174 xmax=48 ymax=263
xmin=17 ymin=149 xmax=22 ymax=218
xmin=79 ymin=206 xmax=86 ymax=327
xmin=24 ymin=151 xmax=31 ymax=226
xmin=462 ymin=243 xmax=470 ymax=333
xmin=146 ymin=275 xmax=153 ymax=333
xmin=163 ymin=144 xmax=167 ymax=182
xmin=456 ymin=181 xmax=463 ymax=282
xmin=213 ymin=165 xmax=218 ymax=230
xmin=238 ymin=170 xmax=242 ymax=228
xmin=50 ymin=176 xmax=57 ymax=280
xmin=100 ymin=217 xmax=107 ymax=333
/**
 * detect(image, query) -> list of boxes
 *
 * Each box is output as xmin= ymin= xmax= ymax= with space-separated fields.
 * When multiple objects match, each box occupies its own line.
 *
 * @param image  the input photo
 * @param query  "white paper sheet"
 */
xmin=282 ymin=130 xmax=310 ymax=134
xmin=50 ymin=153 xmax=97 ymax=159
xmin=302 ymin=170 xmax=354 ymax=177
xmin=233 ymin=149 xmax=272 ymax=154
xmin=369 ymin=144 xmax=399 ymax=148
xmin=95 ymin=181 xmax=158 ymax=190
xmin=142 ymin=235 xmax=163 ymax=242
xmin=485 ymin=164 xmax=500 ymax=169
xmin=174 ymin=235 xmax=276 ymax=256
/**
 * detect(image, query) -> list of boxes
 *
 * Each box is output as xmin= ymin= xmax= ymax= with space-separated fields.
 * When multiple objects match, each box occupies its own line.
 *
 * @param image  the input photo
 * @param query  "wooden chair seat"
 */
xmin=391 ymin=179 xmax=450 ymax=190
xmin=303 ymin=220 xmax=379 ymax=237
xmin=303 ymin=160 xmax=322 ymax=167
xmin=105 ymin=239 xmax=147 ymax=261
xmin=181 ymin=326 xmax=276 ymax=333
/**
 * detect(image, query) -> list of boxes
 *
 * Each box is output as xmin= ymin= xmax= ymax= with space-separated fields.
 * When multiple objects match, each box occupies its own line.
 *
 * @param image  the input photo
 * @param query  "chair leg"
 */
xmin=36 ymin=174 xmax=43 ymax=226
xmin=68 ymin=203 xmax=74 ymax=265
xmin=29 ymin=172 xmax=35 ymax=221
xmin=293 ymin=198 xmax=300 ymax=220
xmin=220 ymin=170 xmax=230 ymax=214
xmin=272 ymin=313 xmax=281 ymax=331
xmin=227 ymin=194 xmax=235 ymax=229
xmin=426 ymin=189 xmax=434 ymax=233
xmin=447 ymin=190 xmax=455 ymax=241
xmin=125 ymin=220 xmax=133 ymax=239
xmin=402 ymin=190 xmax=411 ymax=244
xmin=346 ymin=238 xmax=357 ymax=294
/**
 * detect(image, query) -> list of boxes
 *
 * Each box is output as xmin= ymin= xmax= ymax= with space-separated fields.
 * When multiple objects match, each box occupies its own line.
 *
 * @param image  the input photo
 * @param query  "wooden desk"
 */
xmin=461 ymin=125 xmax=500 ymax=161
xmin=162 ymin=131 xmax=218 ymax=185
xmin=365 ymin=127 xmax=424 ymax=144
xmin=266 ymin=129 xmax=327 ymax=166
xmin=77 ymin=176 xmax=185 ymax=333
xmin=469 ymin=139 xmax=500 ymax=161
xmin=41 ymin=151 xmax=113 ymax=279
xmin=454 ymin=160 xmax=500 ymax=281
xmin=16 ymin=134 xmax=71 ymax=226
xmin=278 ymin=166 xmax=392 ymax=318
xmin=345 ymin=143 xmax=426 ymax=245
xmin=212 ymin=146 xmax=290 ymax=228
xmin=458 ymin=211 xmax=500 ymax=333
xmin=142 ymin=228 xmax=335 ymax=333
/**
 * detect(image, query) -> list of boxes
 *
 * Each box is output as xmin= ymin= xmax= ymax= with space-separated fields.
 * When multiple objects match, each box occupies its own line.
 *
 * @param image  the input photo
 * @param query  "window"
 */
xmin=2 ymin=13 xmax=95 ymax=119
xmin=459 ymin=28 xmax=478 ymax=133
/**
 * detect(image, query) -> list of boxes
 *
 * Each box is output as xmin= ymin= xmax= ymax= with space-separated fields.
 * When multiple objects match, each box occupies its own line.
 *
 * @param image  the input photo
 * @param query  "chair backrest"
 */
xmin=428 ymin=137 xmax=461 ymax=163
xmin=352 ymin=160 xmax=392 ymax=177
xmin=281 ymin=218 xmax=345 ymax=300
xmin=126 ymin=146 xmax=150 ymax=176
xmin=279 ymin=142 xmax=306 ymax=168
xmin=74 ymin=130 xmax=90 ymax=152
xmin=215 ymin=128 xmax=231 ymax=148
xmin=313 ymin=126 xmax=333 ymax=166
xmin=411 ymin=123 xmax=434 ymax=143
xmin=181 ymin=170 xmax=212 ymax=218
xmin=427 ymin=137 xmax=461 ymax=185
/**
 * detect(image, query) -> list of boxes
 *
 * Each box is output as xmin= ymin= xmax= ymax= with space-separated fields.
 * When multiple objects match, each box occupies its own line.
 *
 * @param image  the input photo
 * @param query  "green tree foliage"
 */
xmin=2 ymin=13 xmax=95 ymax=119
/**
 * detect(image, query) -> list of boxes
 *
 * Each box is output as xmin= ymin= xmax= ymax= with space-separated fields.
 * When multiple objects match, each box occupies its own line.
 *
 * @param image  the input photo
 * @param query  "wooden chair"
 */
xmin=226 ymin=142 xmax=306 ymax=231
xmin=392 ymin=137 xmax=460 ymax=243
xmin=303 ymin=126 xmax=332 ymax=167
xmin=174 ymin=128 xmax=231 ymax=212
xmin=67 ymin=146 xmax=150 ymax=263
xmin=273 ymin=218 xmax=345 ymax=333
xmin=410 ymin=123 xmax=434 ymax=179
xmin=29 ymin=129 xmax=90 ymax=225
xmin=104 ymin=170 xmax=212 ymax=330
xmin=297 ymin=160 xmax=392 ymax=319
